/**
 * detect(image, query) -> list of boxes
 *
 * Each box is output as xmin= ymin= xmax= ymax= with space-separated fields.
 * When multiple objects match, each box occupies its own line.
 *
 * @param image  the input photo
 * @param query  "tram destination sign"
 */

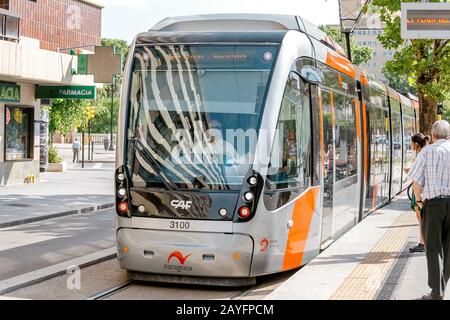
xmin=401 ymin=2 xmax=450 ymax=39
xmin=0 ymin=82 xmax=20 ymax=103
xmin=36 ymin=85 xmax=96 ymax=100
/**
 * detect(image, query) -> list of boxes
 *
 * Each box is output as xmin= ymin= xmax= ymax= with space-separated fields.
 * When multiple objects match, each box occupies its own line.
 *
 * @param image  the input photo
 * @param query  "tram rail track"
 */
xmin=86 ymin=280 xmax=135 ymax=300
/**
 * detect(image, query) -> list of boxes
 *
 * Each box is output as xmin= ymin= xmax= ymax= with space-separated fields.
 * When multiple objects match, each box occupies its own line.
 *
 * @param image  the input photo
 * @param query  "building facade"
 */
xmin=5 ymin=0 xmax=102 ymax=51
xmin=353 ymin=28 xmax=395 ymax=81
xmin=0 ymin=0 xmax=102 ymax=186
xmin=338 ymin=0 xmax=393 ymax=80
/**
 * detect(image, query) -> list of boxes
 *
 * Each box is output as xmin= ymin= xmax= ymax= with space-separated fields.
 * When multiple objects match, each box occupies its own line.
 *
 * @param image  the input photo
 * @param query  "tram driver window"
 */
xmin=264 ymin=72 xmax=312 ymax=210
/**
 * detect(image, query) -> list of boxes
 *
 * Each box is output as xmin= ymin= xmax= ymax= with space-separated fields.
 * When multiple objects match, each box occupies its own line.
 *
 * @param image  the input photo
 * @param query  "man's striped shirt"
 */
xmin=408 ymin=139 xmax=450 ymax=200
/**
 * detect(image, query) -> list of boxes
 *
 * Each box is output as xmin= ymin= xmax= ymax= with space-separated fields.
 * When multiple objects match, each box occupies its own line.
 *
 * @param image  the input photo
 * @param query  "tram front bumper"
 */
xmin=117 ymin=228 xmax=254 ymax=278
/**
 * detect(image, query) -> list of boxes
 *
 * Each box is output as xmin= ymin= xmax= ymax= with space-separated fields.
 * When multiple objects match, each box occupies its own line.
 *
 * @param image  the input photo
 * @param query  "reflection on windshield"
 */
xmin=127 ymin=44 xmax=277 ymax=190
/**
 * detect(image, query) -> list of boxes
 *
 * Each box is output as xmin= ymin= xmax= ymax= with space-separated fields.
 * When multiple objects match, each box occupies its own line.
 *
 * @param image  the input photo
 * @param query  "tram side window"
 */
xmin=265 ymin=73 xmax=312 ymax=194
xmin=368 ymin=104 xmax=384 ymax=170
xmin=334 ymin=94 xmax=358 ymax=181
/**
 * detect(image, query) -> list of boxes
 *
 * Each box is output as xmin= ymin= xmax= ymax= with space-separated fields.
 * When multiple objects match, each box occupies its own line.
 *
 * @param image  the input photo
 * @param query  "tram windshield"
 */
xmin=126 ymin=44 xmax=278 ymax=190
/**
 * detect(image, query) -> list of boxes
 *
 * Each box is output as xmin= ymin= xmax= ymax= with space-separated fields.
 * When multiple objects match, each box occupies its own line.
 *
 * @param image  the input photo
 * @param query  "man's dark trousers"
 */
xmin=422 ymin=197 xmax=450 ymax=298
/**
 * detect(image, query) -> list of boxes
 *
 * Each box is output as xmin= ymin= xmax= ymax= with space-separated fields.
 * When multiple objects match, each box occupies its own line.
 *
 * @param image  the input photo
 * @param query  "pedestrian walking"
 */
xmin=408 ymin=120 xmax=450 ymax=300
xmin=72 ymin=137 xmax=81 ymax=163
xmin=405 ymin=133 xmax=430 ymax=253
xmin=103 ymin=132 xmax=110 ymax=151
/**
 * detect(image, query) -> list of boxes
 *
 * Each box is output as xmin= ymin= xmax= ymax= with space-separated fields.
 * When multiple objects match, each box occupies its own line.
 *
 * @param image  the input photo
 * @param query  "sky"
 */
xmin=100 ymin=0 xmax=341 ymax=43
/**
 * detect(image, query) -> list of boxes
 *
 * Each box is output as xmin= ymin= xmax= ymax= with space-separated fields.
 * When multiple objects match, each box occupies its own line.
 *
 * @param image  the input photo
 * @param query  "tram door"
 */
xmin=320 ymin=90 xmax=334 ymax=246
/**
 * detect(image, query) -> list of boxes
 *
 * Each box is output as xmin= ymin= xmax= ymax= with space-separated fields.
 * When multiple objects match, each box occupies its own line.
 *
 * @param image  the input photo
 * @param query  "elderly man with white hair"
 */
xmin=408 ymin=120 xmax=450 ymax=300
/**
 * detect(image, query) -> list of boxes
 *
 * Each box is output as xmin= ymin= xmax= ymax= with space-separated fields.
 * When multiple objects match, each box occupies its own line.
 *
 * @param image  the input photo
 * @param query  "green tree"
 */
xmin=49 ymin=99 xmax=90 ymax=137
xmin=382 ymin=67 xmax=417 ymax=95
xmin=370 ymin=0 xmax=450 ymax=135
xmin=444 ymin=93 xmax=450 ymax=122
xmin=101 ymin=38 xmax=129 ymax=62
xmin=320 ymin=25 xmax=373 ymax=65
xmin=91 ymin=88 xmax=119 ymax=133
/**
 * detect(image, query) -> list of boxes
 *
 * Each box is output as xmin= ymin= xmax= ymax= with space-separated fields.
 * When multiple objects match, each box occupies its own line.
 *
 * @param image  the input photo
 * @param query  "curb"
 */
xmin=0 ymin=247 xmax=117 ymax=295
xmin=85 ymin=161 xmax=115 ymax=164
xmin=0 ymin=202 xmax=115 ymax=229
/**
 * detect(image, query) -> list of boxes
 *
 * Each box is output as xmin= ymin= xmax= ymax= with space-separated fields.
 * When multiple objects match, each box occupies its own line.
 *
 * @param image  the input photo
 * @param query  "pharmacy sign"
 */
xmin=36 ymin=86 xmax=96 ymax=100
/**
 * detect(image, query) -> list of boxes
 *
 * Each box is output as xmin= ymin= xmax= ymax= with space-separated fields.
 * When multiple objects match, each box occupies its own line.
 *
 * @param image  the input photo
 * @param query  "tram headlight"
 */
xmin=248 ymin=176 xmax=258 ymax=186
xmin=244 ymin=192 xmax=255 ymax=202
xmin=219 ymin=208 xmax=228 ymax=217
xmin=263 ymin=51 xmax=273 ymax=62
xmin=118 ymin=188 xmax=127 ymax=197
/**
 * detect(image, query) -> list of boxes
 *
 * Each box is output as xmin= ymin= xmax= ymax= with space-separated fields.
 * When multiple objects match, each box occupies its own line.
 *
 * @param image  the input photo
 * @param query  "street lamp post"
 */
xmin=344 ymin=31 xmax=352 ymax=62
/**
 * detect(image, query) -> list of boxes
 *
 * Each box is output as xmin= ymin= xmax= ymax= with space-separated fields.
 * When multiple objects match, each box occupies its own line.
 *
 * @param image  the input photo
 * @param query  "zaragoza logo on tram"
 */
xmin=163 ymin=251 xmax=193 ymax=272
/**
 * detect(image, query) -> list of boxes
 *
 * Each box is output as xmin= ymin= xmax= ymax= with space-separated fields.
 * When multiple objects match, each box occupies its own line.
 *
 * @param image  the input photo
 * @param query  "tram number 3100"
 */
xmin=169 ymin=221 xmax=191 ymax=230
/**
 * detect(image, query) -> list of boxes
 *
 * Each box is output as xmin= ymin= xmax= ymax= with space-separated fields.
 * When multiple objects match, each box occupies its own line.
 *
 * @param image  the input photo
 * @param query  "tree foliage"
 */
xmin=444 ymin=93 xmax=450 ymax=122
xmin=91 ymin=87 xmax=120 ymax=133
xmin=101 ymin=38 xmax=130 ymax=62
xmin=382 ymin=67 xmax=417 ymax=95
xmin=370 ymin=0 xmax=450 ymax=134
xmin=320 ymin=25 xmax=373 ymax=65
xmin=49 ymin=99 xmax=90 ymax=135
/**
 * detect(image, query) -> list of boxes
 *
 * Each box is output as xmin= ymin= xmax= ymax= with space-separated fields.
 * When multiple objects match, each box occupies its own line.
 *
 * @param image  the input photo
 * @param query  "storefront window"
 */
xmin=5 ymin=106 xmax=33 ymax=161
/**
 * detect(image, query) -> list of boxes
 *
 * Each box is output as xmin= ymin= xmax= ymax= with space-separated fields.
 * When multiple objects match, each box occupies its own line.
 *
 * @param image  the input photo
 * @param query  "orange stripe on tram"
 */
xmin=325 ymin=49 xmax=356 ymax=79
xmin=354 ymin=99 xmax=361 ymax=141
xmin=362 ymin=101 xmax=368 ymax=184
xmin=360 ymin=72 xmax=369 ymax=86
xmin=330 ymin=92 xmax=335 ymax=127
xmin=282 ymin=187 xmax=321 ymax=271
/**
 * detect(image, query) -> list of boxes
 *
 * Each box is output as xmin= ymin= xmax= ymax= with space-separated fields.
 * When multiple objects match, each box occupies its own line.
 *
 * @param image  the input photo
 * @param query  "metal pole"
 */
xmin=88 ymin=119 xmax=91 ymax=160
xmin=344 ymin=31 xmax=352 ymax=62
xmin=82 ymin=131 xmax=85 ymax=168
xmin=91 ymin=120 xmax=94 ymax=160
xmin=109 ymin=76 xmax=115 ymax=151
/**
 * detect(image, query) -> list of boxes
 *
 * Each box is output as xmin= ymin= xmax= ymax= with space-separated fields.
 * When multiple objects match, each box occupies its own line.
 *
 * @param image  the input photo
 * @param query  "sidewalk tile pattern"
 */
xmin=331 ymin=212 xmax=416 ymax=300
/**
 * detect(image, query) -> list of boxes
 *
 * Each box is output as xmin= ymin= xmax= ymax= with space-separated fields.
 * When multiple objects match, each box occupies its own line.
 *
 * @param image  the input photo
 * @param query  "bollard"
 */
xmin=82 ymin=132 xmax=85 ymax=169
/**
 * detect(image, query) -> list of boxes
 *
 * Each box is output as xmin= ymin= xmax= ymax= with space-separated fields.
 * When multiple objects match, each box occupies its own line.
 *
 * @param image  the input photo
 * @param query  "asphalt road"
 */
xmin=0 ymin=209 xmax=116 ymax=281
xmin=5 ymin=257 xmax=295 ymax=300
xmin=1 ymin=209 xmax=294 ymax=300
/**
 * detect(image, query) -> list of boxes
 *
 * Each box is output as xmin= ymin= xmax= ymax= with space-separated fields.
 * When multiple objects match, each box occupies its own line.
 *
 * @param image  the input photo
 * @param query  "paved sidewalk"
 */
xmin=0 ymin=164 xmax=115 ymax=228
xmin=266 ymin=194 xmax=450 ymax=300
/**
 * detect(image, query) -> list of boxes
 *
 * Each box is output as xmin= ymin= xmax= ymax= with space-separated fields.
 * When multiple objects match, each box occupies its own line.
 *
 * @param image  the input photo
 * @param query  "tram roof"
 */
xmin=135 ymin=30 xmax=289 ymax=46
xmin=148 ymin=13 xmax=346 ymax=56
xmin=150 ymin=14 xmax=301 ymax=32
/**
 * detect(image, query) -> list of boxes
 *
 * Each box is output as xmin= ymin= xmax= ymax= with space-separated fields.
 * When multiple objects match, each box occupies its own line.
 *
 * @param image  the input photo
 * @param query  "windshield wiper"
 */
xmin=130 ymin=137 xmax=179 ymax=191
